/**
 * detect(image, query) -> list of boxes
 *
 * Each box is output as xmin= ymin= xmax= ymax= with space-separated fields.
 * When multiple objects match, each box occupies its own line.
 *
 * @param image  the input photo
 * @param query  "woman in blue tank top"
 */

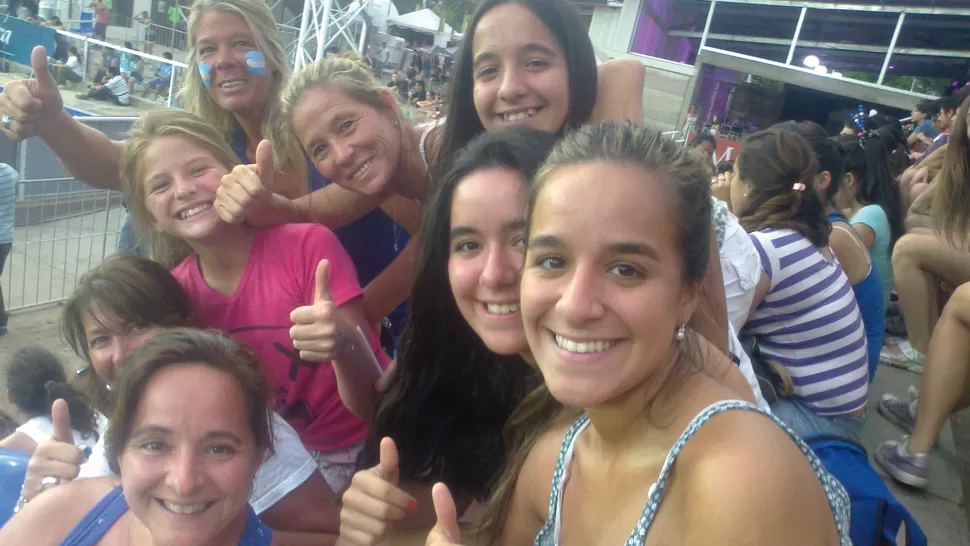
xmin=0 ymin=330 xmax=273 ymax=546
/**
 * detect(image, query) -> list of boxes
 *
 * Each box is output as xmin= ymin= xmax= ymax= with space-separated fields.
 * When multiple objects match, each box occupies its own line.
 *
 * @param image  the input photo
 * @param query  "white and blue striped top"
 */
xmin=745 ymin=228 xmax=869 ymax=416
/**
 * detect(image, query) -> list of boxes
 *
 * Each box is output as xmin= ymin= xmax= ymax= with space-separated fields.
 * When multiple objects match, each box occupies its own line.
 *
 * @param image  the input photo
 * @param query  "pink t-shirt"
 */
xmin=172 ymin=224 xmax=388 ymax=452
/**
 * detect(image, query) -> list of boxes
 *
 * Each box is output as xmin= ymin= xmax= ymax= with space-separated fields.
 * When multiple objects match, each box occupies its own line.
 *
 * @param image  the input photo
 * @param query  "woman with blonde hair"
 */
xmin=0 ymin=0 xmax=417 ymax=330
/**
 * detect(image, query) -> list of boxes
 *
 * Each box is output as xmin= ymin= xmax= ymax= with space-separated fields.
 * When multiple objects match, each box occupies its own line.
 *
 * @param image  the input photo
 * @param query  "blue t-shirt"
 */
xmin=0 ymin=163 xmax=16 ymax=245
xmin=850 ymin=204 xmax=893 ymax=310
xmin=230 ymin=131 xmax=410 ymax=339
xmin=912 ymin=119 xmax=938 ymax=140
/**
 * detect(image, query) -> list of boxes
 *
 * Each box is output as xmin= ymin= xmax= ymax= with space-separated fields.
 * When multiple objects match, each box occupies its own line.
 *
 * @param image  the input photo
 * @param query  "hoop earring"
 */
xmin=675 ymin=325 xmax=686 ymax=341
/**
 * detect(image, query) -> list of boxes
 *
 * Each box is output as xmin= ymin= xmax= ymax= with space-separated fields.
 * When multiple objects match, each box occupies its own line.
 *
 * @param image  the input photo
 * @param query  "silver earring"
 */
xmin=676 ymin=325 xmax=686 ymax=341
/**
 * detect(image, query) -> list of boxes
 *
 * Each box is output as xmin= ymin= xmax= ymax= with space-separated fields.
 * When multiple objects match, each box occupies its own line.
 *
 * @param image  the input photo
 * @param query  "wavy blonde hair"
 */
xmin=121 ymin=109 xmax=241 ymax=268
xmin=180 ymin=0 xmax=302 ymax=175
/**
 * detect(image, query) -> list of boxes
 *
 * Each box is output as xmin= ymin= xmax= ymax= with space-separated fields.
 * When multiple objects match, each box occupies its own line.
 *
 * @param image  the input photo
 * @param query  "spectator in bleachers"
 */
xmin=0 ymin=163 xmax=14 ymax=336
xmin=688 ymin=131 xmax=717 ymax=176
xmin=75 ymin=65 xmax=130 ymax=106
xmin=732 ymin=128 xmax=869 ymax=441
xmin=89 ymin=0 xmax=108 ymax=39
xmin=908 ymin=100 xmax=939 ymax=152
xmin=142 ymin=51 xmax=174 ymax=99
xmin=52 ymin=46 xmax=83 ymax=88
xmin=126 ymin=56 xmax=146 ymax=92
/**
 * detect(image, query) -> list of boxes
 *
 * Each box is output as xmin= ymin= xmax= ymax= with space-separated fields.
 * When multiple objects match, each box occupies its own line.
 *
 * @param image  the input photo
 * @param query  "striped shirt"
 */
xmin=745 ymin=228 xmax=869 ymax=416
xmin=104 ymin=76 xmax=131 ymax=106
xmin=0 ymin=163 xmax=17 ymax=245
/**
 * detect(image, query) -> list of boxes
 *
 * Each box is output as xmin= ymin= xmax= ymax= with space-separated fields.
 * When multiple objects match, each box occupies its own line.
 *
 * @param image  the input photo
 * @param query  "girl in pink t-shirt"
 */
xmin=120 ymin=109 xmax=388 ymax=491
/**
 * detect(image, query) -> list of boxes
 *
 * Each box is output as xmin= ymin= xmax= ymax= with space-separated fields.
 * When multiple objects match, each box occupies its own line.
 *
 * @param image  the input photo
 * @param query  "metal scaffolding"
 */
xmin=293 ymin=0 xmax=372 ymax=71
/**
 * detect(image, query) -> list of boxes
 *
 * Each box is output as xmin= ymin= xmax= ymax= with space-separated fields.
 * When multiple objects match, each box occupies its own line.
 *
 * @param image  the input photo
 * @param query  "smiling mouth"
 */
xmin=484 ymin=302 xmax=520 ymax=315
xmin=554 ymin=333 xmax=617 ymax=354
xmin=157 ymin=499 xmax=214 ymax=515
xmin=350 ymin=159 xmax=373 ymax=180
xmin=217 ymin=79 xmax=245 ymax=89
xmin=177 ymin=203 xmax=212 ymax=221
xmin=500 ymin=108 xmax=540 ymax=122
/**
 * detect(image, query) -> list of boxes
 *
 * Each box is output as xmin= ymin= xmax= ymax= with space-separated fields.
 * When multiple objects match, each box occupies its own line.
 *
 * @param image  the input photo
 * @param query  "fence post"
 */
xmin=167 ymin=64 xmax=177 ymax=107
xmin=81 ymin=37 xmax=90 ymax=79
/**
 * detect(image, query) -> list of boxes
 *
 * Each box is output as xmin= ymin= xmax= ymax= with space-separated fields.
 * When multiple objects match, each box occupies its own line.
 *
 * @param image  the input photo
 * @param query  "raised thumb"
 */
xmin=313 ymin=259 xmax=332 ymax=304
xmin=51 ymin=399 xmax=75 ymax=445
xmin=254 ymin=139 xmax=276 ymax=190
xmin=378 ymin=437 xmax=400 ymax=485
xmin=430 ymin=483 xmax=461 ymax=543
xmin=30 ymin=46 xmax=57 ymax=93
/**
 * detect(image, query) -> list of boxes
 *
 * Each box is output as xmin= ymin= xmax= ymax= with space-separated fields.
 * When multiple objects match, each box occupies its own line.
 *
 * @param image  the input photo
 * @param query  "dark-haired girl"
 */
xmin=0 ymin=347 xmax=102 ymax=455
xmin=731 ymin=128 xmax=869 ymax=441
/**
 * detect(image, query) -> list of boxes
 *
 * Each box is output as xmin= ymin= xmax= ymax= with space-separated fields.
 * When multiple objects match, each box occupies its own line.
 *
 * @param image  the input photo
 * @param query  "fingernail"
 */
xmin=408 ymin=499 xmax=417 ymax=514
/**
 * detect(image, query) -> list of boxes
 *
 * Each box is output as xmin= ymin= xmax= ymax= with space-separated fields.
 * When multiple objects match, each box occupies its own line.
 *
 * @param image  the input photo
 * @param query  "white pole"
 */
xmin=786 ymin=7 xmax=806 ymax=65
xmin=878 ymin=12 xmax=905 ymax=85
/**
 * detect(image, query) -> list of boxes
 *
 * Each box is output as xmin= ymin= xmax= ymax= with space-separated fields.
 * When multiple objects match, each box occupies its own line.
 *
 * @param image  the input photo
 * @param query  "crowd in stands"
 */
xmin=0 ymin=0 xmax=967 ymax=543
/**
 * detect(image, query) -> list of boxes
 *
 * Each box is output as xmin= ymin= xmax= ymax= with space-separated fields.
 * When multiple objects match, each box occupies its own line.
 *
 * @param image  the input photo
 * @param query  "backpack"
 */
xmin=804 ymin=434 xmax=926 ymax=546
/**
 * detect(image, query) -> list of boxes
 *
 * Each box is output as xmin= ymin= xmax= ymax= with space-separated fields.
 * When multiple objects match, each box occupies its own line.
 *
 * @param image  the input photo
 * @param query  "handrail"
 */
xmin=55 ymin=29 xmax=189 ymax=68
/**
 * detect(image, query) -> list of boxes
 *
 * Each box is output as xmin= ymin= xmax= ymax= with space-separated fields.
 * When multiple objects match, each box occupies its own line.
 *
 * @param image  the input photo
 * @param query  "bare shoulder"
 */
xmin=674 ymin=408 xmax=841 ymax=545
xmin=0 ymin=477 xmax=120 ymax=545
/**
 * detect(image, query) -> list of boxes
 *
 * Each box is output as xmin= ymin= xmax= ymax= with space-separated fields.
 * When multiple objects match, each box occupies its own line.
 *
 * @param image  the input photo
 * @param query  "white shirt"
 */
xmin=104 ymin=75 xmax=131 ymax=105
xmin=65 ymin=55 xmax=82 ymax=77
xmin=16 ymin=414 xmax=105 ymax=449
xmin=78 ymin=412 xmax=317 ymax=514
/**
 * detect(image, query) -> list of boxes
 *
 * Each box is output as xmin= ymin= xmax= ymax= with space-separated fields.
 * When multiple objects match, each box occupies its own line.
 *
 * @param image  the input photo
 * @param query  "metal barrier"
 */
xmin=2 ymin=117 xmax=135 ymax=312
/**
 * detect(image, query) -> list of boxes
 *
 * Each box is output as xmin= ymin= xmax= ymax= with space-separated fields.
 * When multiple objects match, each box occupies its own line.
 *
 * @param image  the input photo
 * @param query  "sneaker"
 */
xmin=880 ymin=341 xmax=925 ymax=373
xmin=875 ymin=437 xmax=930 ymax=488
xmin=878 ymin=385 xmax=918 ymax=432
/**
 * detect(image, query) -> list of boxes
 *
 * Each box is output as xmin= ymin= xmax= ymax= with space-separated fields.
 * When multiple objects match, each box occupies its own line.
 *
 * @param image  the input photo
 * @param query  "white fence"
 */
xmin=2 ymin=117 xmax=134 ymax=312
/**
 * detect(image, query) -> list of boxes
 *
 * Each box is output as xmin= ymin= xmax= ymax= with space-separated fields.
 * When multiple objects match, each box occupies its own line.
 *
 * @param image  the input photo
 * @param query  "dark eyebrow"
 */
xmin=504 ymin=219 xmax=527 ymax=232
xmin=520 ymin=43 xmax=558 ymax=58
xmin=528 ymin=234 xmax=564 ymax=249
xmin=130 ymin=426 xmax=244 ymax=446
xmin=608 ymin=242 xmax=661 ymax=261
xmin=450 ymin=226 xmax=479 ymax=240
xmin=472 ymin=51 xmax=497 ymax=68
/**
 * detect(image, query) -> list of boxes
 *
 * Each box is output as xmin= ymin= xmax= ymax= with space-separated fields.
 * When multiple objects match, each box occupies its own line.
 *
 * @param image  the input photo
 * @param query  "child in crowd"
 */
xmin=0 ymin=347 xmax=102 ymax=455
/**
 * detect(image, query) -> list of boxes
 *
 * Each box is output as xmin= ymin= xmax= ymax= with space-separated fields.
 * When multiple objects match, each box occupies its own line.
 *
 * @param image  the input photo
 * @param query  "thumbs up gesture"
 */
xmin=215 ymin=139 xmax=278 ymax=225
xmin=339 ymin=437 xmax=417 ymax=546
xmin=23 ymin=400 xmax=85 ymax=501
xmin=0 ymin=46 xmax=65 ymax=140
xmin=290 ymin=259 xmax=354 ymax=362
xmin=426 ymin=483 xmax=464 ymax=546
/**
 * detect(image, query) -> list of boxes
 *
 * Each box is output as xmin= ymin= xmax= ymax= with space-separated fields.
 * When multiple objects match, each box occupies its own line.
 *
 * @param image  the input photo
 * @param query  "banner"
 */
xmin=0 ymin=16 xmax=56 ymax=67
xmin=686 ymin=131 xmax=745 ymax=165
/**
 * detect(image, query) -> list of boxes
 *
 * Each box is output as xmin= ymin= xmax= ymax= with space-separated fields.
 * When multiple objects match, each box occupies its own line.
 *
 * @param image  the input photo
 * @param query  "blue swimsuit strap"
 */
xmin=60 ymin=486 xmax=128 ymax=546
xmin=60 ymin=486 xmax=272 ymax=546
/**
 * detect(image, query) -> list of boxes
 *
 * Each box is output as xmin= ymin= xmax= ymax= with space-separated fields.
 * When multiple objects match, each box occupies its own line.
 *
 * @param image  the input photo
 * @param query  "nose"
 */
xmin=332 ymin=139 xmax=355 ymax=168
xmin=167 ymin=447 xmax=205 ymax=497
xmin=497 ymin=66 xmax=527 ymax=103
xmin=479 ymin=245 xmax=520 ymax=289
xmin=173 ymin=174 xmax=197 ymax=199
xmin=556 ymin=266 xmax=605 ymax=325
xmin=211 ymin=46 xmax=238 ymax=70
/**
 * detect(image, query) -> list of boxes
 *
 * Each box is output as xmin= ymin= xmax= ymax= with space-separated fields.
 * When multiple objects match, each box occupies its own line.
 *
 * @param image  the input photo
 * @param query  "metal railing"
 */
xmin=54 ymin=29 xmax=188 ymax=108
xmin=2 ymin=117 xmax=135 ymax=312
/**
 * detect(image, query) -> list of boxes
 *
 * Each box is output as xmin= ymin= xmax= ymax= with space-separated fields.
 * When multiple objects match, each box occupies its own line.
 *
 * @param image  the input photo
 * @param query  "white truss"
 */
xmin=294 ymin=0 xmax=372 ymax=71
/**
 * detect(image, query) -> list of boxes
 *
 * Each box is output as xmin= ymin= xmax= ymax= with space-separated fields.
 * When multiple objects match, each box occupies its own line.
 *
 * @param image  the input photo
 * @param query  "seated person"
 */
xmin=0 ymin=329 xmax=274 ymax=545
xmin=76 ymin=66 xmax=131 ymax=106
xmin=143 ymin=52 xmax=175 ymax=98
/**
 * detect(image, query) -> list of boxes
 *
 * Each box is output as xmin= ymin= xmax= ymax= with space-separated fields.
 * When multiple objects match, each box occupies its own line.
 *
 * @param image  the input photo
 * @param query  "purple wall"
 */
xmin=695 ymin=65 xmax=742 ymax=122
xmin=630 ymin=0 xmax=693 ymax=63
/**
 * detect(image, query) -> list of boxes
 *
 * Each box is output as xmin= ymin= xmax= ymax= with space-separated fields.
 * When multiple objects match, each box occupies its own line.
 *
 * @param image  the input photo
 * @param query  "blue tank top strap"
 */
xmin=60 ymin=486 xmax=128 ymax=546
xmin=240 ymin=505 xmax=273 ymax=545
xmin=535 ymin=400 xmax=853 ymax=546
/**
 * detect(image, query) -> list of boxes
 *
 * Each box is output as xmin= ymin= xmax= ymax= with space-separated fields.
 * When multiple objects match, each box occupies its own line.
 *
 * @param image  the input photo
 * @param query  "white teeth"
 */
xmin=162 ymin=500 xmax=209 ymax=514
xmin=178 ymin=203 xmax=212 ymax=220
xmin=218 ymin=80 xmax=244 ymax=89
xmin=555 ymin=334 xmax=614 ymax=354
xmin=486 ymin=303 xmax=520 ymax=315
xmin=502 ymin=108 xmax=537 ymax=122
xmin=350 ymin=160 xmax=372 ymax=180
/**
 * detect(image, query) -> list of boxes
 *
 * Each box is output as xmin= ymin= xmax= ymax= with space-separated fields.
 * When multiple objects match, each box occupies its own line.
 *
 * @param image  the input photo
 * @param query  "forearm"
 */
xmin=40 ymin=110 xmax=125 ymax=190
xmin=299 ymin=185 xmax=385 ymax=230
xmin=362 ymin=237 xmax=417 ymax=325
xmin=332 ymin=337 xmax=383 ymax=420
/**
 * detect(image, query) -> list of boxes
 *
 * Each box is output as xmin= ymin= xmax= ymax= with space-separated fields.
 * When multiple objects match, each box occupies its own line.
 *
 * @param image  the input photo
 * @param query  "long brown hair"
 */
xmin=932 ymin=94 xmax=970 ymax=247
xmin=737 ymin=128 xmax=830 ymax=247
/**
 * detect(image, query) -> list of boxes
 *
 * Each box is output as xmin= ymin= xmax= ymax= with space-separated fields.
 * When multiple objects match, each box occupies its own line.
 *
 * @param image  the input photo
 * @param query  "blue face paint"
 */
xmin=197 ymin=60 xmax=213 ymax=87
xmin=245 ymin=51 xmax=266 ymax=76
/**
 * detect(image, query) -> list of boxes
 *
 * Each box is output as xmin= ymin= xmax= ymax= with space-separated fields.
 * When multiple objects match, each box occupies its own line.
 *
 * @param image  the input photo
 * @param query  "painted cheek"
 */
xmin=244 ymin=51 xmax=266 ymax=76
xmin=198 ymin=61 xmax=213 ymax=87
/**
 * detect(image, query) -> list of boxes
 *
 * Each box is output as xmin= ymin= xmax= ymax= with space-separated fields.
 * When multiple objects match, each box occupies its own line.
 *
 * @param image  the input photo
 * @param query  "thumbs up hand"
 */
xmin=0 ymin=46 xmax=65 ymax=140
xmin=215 ymin=139 xmax=278 ymax=225
xmin=426 ymin=483 xmax=464 ymax=546
xmin=339 ymin=438 xmax=417 ymax=546
xmin=290 ymin=259 xmax=355 ymax=362
xmin=22 ymin=400 xmax=85 ymax=501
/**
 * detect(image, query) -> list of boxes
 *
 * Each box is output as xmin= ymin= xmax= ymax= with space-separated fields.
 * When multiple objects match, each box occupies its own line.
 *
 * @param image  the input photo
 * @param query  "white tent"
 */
xmin=388 ymin=8 xmax=455 ymax=35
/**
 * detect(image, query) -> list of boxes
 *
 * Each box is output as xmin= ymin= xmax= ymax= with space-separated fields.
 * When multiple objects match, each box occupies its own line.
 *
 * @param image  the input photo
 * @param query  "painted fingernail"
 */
xmin=408 ymin=499 xmax=417 ymax=513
